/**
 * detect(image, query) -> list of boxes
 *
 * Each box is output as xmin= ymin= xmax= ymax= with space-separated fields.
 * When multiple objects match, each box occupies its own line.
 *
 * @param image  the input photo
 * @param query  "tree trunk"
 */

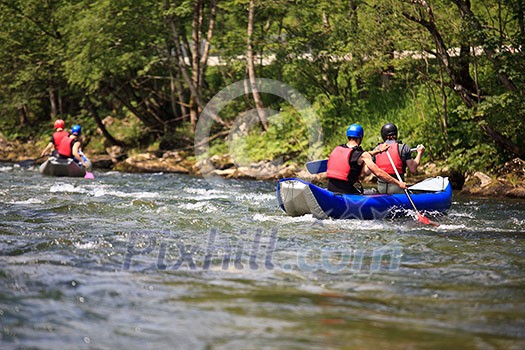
xmin=49 ymin=87 xmax=57 ymax=118
xmin=476 ymin=118 xmax=525 ymax=158
xmin=166 ymin=40 xmax=183 ymax=122
xmin=247 ymin=0 xmax=268 ymax=131
xmin=18 ymin=105 xmax=28 ymax=127
xmin=451 ymin=0 xmax=518 ymax=92
xmin=175 ymin=77 xmax=190 ymax=120
xmin=84 ymin=95 xmax=124 ymax=147
xmin=199 ymin=0 xmax=218 ymax=89
xmin=190 ymin=0 xmax=202 ymax=130
xmin=164 ymin=0 xmax=225 ymax=129
xmin=437 ymin=60 xmax=448 ymax=138
xmin=58 ymin=88 xmax=63 ymax=116
xmin=106 ymin=85 xmax=161 ymax=133
xmin=518 ymin=0 xmax=525 ymax=37
xmin=168 ymin=63 xmax=179 ymax=120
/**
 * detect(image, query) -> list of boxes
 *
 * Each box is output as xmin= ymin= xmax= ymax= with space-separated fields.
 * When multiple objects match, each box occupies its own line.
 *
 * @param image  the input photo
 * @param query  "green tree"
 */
xmin=62 ymin=0 xmax=168 ymax=136
xmin=0 ymin=0 xmax=522 ymax=171
xmin=0 ymin=0 xmax=74 ymax=131
xmin=399 ymin=0 xmax=524 ymax=159
xmin=163 ymin=0 xmax=222 ymax=131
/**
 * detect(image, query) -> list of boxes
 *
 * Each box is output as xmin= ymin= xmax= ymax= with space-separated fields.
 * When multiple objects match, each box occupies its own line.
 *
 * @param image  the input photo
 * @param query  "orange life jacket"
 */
xmin=327 ymin=146 xmax=354 ymax=181
xmin=58 ymin=136 xmax=77 ymax=158
xmin=375 ymin=142 xmax=403 ymax=175
xmin=52 ymin=130 xmax=69 ymax=148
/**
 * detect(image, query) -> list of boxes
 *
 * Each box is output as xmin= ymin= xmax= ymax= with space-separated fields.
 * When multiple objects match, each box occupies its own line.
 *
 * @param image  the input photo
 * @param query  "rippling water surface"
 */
xmin=1 ymin=163 xmax=524 ymax=349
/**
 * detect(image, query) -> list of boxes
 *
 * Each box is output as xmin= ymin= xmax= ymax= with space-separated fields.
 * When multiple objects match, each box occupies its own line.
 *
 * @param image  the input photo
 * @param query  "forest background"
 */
xmin=0 ymin=0 xmax=524 ymax=180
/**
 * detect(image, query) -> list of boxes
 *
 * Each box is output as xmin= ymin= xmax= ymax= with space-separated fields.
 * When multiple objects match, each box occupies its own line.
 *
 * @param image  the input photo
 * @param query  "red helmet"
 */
xmin=54 ymin=119 xmax=65 ymax=130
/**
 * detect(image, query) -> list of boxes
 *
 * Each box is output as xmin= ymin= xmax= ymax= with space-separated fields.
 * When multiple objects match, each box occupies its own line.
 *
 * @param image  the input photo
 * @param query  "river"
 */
xmin=1 ymin=163 xmax=524 ymax=349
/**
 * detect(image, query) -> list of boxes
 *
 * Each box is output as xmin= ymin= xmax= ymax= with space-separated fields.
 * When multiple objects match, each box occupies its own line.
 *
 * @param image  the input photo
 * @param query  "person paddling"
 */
xmin=40 ymin=119 xmax=69 ymax=158
xmin=373 ymin=123 xmax=425 ymax=194
xmin=326 ymin=124 xmax=407 ymax=194
xmin=57 ymin=124 xmax=90 ymax=168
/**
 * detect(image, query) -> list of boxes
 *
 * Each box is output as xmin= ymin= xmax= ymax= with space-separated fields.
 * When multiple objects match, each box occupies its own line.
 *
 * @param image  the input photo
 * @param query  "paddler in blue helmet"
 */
xmin=326 ymin=123 xmax=407 ymax=194
xmin=57 ymin=124 xmax=90 ymax=169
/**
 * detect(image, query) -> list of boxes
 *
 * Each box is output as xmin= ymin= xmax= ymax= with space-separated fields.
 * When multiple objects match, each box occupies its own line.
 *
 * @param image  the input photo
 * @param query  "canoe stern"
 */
xmin=39 ymin=157 xmax=87 ymax=177
xmin=277 ymin=179 xmax=328 ymax=219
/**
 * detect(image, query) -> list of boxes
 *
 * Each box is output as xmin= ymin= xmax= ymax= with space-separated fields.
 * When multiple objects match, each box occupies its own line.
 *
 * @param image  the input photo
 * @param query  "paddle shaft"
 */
xmin=385 ymin=151 xmax=420 ymax=213
xmin=18 ymin=156 xmax=44 ymax=167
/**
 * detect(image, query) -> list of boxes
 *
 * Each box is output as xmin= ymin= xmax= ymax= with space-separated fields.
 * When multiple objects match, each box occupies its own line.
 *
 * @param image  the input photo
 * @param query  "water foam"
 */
xmin=91 ymin=187 xmax=159 ymax=199
xmin=179 ymin=201 xmax=219 ymax=212
xmin=9 ymin=198 xmax=44 ymax=205
xmin=49 ymin=183 xmax=87 ymax=193
xmin=0 ymin=165 xmax=14 ymax=172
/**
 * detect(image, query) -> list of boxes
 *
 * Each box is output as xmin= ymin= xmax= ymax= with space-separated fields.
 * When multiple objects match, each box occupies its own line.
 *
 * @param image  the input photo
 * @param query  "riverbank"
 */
xmin=2 ymin=136 xmax=523 ymax=199
xmin=116 ymin=151 xmax=525 ymax=199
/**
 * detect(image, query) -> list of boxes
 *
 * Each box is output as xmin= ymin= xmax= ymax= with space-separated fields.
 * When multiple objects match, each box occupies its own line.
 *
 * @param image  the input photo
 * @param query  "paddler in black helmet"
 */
xmin=373 ymin=123 xmax=425 ymax=194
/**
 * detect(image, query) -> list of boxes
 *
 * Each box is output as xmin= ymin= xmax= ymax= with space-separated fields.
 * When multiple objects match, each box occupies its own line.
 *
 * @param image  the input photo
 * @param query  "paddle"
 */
xmin=79 ymin=151 xmax=94 ymax=179
xmin=306 ymin=159 xmax=327 ymax=174
xmin=408 ymin=176 xmax=449 ymax=192
xmin=385 ymin=151 xmax=439 ymax=226
xmin=307 ymin=148 xmax=418 ymax=174
xmin=17 ymin=156 xmax=45 ymax=167
xmin=84 ymin=170 xmax=94 ymax=179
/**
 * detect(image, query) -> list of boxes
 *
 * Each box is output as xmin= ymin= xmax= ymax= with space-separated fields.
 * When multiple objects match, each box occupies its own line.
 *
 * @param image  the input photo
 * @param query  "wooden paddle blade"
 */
xmin=306 ymin=159 xmax=327 ymax=174
xmin=417 ymin=213 xmax=439 ymax=227
xmin=84 ymin=171 xmax=94 ymax=179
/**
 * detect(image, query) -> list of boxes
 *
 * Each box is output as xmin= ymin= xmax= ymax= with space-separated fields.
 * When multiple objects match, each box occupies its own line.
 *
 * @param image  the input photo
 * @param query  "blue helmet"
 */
xmin=71 ymin=124 xmax=82 ymax=135
xmin=346 ymin=124 xmax=364 ymax=139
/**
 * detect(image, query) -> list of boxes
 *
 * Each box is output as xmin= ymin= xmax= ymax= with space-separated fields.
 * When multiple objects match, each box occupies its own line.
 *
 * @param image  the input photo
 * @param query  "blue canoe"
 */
xmin=276 ymin=177 xmax=452 ymax=220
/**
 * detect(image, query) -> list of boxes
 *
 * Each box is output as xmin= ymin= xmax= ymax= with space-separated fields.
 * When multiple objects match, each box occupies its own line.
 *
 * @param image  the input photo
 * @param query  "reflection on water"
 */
xmin=1 ymin=163 xmax=524 ymax=349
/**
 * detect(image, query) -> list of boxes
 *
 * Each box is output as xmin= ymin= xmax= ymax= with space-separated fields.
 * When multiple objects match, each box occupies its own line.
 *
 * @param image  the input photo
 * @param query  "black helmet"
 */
xmin=381 ymin=123 xmax=398 ymax=141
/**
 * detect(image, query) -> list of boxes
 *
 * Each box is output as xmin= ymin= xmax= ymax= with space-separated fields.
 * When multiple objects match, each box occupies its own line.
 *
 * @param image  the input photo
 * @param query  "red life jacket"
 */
xmin=52 ymin=130 xmax=69 ymax=148
xmin=327 ymin=146 xmax=353 ymax=181
xmin=375 ymin=142 xmax=403 ymax=175
xmin=58 ymin=136 xmax=77 ymax=158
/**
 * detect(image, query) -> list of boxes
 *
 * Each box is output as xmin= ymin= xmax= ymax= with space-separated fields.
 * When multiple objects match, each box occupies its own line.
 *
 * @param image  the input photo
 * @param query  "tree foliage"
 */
xmin=0 ymin=0 xmax=523 ymax=172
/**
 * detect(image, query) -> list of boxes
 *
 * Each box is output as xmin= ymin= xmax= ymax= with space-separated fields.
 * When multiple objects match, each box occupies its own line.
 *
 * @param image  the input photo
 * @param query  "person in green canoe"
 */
xmin=57 ymin=124 xmax=90 ymax=169
xmin=373 ymin=123 xmax=425 ymax=194
xmin=326 ymin=123 xmax=407 ymax=194
xmin=40 ymin=119 xmax=69 ymax=158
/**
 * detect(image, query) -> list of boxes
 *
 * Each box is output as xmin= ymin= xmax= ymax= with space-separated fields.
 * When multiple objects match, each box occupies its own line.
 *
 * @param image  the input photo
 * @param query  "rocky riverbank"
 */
xmin=90 ymin=149 xmax=525 ymax=199
xmin=460 ymin=158 xmax=525 ymax=198
xmin=2 ymin=135 xmax=523 ymax=199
